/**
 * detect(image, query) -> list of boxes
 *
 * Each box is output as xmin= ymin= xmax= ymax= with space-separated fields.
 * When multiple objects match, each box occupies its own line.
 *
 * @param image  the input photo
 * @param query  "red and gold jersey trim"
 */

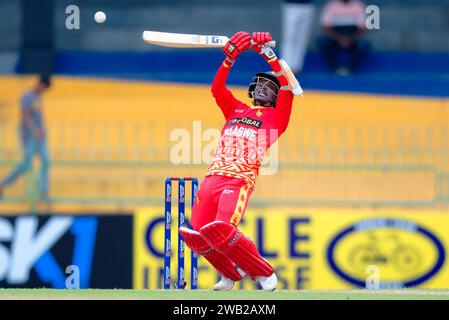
xmin=206 ymin=160 xmax=258 ymax=188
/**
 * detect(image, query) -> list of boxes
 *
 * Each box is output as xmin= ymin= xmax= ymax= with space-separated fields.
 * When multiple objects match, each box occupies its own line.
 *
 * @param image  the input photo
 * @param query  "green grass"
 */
xmin=0 ymin=289 xmax=448 ymax=300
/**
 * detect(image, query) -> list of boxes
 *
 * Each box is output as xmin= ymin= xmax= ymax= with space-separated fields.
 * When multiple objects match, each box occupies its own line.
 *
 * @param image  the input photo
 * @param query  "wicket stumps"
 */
xmin=164 ymin=177 xmax=199 ymax=289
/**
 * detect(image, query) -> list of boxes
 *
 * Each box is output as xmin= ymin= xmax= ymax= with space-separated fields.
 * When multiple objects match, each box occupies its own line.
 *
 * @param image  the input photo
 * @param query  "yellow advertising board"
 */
xmin=134 ymin=208 xmax=449 ymax=290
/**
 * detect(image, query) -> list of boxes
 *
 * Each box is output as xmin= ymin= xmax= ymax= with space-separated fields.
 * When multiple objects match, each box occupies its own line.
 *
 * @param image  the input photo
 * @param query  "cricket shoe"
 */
xmin=256 ymin=272 xmax=277 ymax=291
xmin=212 ymin=268 xmax=246 ymax=291
xmin=212 ymin=276 xmax=235 ymax=291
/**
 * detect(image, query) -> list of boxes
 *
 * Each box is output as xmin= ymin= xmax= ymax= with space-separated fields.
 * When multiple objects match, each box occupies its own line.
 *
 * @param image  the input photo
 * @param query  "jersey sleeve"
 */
xmin=211 ymin=60 xmax=242 ymax=119
xmin=275 ymin=89 xmax=294 ymax=135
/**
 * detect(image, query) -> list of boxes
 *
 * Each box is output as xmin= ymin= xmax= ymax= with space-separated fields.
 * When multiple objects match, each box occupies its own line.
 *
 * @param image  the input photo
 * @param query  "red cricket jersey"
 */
xmin=206 ymin=62 xmax=294 ymax=187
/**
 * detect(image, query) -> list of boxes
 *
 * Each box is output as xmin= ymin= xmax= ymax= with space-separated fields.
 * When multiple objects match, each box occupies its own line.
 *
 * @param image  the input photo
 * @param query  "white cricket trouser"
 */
xmin=281 ymin=3 xmax=316 ymax=73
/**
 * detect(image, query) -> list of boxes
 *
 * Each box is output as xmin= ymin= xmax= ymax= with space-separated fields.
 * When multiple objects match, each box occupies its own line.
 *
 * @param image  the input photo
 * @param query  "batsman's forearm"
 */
xmin=257 ymin=47 xmax=289 ymax=86
xmin=211 ymin=58 xmax=232 ymax=96
xmin=264 ymin=55 xmax=289 ymax=87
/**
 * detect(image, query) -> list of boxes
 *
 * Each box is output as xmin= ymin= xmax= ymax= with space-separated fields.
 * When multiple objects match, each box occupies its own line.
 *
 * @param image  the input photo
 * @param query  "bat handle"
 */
xmin=250 ymin=40 xmax=276 ymax=48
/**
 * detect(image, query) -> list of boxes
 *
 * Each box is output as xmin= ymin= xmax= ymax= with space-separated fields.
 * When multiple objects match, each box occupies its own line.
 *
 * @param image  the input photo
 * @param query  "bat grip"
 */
xmin=250 ymin=40 xmax=276 ymax=48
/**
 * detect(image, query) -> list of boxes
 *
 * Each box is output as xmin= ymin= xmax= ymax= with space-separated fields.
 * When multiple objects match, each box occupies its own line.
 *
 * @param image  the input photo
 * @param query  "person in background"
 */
xmin=281 ymin=0 xmax=316 ymax=75
xmin=0 ymin=75 xmax=51 ymax=201
xmin=319 ymin=0 xmax=369 ymax=75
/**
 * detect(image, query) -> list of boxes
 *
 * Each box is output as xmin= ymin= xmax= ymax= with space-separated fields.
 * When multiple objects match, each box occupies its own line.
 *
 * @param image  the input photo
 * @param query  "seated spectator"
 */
xmin=318 ymin=0 xmax=370 ymax=75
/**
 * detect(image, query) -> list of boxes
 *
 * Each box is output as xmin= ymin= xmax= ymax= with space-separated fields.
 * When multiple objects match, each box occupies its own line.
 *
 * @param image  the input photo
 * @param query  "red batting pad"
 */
xmin=199 ymin=221 xmax=274 ymax=278
xmin=179 ymin=226 xmax=243 ymax=281
xmin=199 ymin=220 xmax=237 ymax=249
xmin=202 ymin=249 xmax=243 ymax=281
xmin=179 ymin=227 xmax=209 ymax=251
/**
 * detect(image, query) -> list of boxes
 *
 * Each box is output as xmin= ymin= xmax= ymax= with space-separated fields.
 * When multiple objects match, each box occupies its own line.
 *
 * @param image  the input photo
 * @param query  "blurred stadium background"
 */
xmin=0 ymin=0 xmax=449 ymax=292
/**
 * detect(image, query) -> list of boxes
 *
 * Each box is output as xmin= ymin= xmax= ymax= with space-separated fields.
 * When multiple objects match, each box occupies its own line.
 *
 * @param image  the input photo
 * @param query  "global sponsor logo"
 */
xmin=228 ymin=117 xmax=263 ymax=129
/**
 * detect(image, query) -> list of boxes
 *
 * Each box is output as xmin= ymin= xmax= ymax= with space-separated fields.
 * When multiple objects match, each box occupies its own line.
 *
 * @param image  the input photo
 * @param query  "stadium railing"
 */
xmin=1 ymin=121 xmax=447 ymax=212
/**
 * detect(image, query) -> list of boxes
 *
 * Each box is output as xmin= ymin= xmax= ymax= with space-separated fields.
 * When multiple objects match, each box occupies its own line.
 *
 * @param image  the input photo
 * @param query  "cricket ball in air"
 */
xmin=95 ymin=11 xmax=106 ymax=23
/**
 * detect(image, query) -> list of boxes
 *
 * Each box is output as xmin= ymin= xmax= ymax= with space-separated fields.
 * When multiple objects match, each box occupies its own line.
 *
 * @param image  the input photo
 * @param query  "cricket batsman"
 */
xmin=179 ymin=31 xmax=297 ymax=291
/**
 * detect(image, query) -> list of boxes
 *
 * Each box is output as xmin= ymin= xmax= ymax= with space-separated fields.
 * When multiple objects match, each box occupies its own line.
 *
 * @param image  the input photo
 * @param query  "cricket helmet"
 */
xmin=248 ymin=72 xmax=280 ymax=108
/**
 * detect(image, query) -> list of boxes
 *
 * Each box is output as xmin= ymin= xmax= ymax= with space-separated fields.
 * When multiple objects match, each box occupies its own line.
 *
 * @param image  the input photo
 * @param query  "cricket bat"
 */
xmin=279 ymin=58 xmax=304 ymax=96
xmin=142 ymin=31 xmax=276 ymax=48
